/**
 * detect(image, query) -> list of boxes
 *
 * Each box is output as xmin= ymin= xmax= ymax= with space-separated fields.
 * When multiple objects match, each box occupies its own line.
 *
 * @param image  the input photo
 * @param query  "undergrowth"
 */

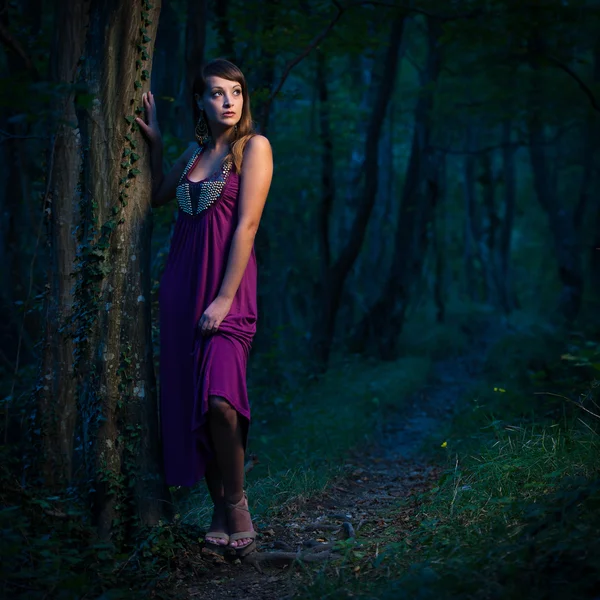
xmin=1 ymin=308 xmax=470 ymax=598
xmin=298 ymin=324 xmax=600 ymax=599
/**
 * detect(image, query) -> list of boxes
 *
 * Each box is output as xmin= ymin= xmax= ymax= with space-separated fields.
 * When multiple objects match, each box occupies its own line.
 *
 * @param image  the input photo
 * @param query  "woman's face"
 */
xmin=200 ymin=75 xmax=243 ymax=130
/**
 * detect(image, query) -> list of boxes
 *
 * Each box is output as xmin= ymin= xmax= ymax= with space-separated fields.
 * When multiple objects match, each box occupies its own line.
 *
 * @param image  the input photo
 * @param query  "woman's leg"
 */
xmin=208 ymin=395 xmax=254 ymax=548
xmin=204 ymin=461 xmax=228 ymax=546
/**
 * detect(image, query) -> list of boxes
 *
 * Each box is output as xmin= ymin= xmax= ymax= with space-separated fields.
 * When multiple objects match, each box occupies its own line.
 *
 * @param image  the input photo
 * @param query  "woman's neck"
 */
xmin=206 ymin=128 xmax=234 ymax=153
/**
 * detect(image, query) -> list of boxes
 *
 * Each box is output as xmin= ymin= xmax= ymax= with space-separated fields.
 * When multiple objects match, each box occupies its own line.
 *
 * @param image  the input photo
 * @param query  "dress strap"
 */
xmin=178 ymin=146 xmax=203 ymax=186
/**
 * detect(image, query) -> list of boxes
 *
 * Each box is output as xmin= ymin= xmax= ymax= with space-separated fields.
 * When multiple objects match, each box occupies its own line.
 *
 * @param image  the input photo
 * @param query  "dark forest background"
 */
xmin=1 ymin=0 xmax=599 ymax=598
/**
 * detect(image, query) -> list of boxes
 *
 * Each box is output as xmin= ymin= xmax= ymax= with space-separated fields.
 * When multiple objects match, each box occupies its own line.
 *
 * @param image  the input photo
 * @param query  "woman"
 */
xmin=136 ymin=58 xmax=273 ymax=557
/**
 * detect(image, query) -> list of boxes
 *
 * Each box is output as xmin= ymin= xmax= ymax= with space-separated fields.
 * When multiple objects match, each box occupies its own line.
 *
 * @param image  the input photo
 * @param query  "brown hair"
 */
xmin=192 ymin=58 xmax=255 ymax=174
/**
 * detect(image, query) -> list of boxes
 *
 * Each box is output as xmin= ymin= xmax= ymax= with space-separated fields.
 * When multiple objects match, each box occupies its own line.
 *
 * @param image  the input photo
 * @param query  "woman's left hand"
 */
xmin=198 ymin=296 xmax=232 ymax=336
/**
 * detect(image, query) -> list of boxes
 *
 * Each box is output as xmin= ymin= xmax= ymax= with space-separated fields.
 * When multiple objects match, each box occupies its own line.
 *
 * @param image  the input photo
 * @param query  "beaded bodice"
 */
xmin=176 ymin=147 xmax=233 ymax=216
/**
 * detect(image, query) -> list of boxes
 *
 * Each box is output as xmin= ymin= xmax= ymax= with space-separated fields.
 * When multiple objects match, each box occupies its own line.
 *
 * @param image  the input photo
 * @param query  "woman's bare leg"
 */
xmin=204 ymin=461 xmax=227 ymax=546
xmin=208 ymin=395 xmax=254 ymax=548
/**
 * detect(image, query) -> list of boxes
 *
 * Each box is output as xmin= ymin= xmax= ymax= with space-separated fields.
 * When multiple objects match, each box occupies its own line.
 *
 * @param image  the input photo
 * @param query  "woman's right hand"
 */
xmin=136 ymin=91 xmax=161 ymax=146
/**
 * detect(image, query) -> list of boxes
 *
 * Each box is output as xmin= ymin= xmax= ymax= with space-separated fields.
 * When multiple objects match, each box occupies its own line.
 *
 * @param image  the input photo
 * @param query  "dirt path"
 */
xmin=181 ymin=327 xmax=493 ymax=600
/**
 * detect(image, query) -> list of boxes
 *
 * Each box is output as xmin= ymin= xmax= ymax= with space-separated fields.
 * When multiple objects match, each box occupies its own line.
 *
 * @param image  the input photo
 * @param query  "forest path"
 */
xmin=184 ymin=322 xmax=495 ymax=600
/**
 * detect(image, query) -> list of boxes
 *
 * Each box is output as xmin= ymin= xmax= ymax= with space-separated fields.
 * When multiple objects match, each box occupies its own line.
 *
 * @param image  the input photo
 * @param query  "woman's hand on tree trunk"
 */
xmin=136 ymin=91 xmax=161 ymax=146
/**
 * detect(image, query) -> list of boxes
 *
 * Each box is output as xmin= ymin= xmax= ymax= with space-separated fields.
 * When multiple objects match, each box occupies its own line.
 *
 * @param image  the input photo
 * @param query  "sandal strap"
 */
xmin=229 ymin=530 xmax=256 ymax=542
xmin=205 ymin=531 xmax=229 ymax=541
xmin=226 ymin=491 xmax=250 ymax=512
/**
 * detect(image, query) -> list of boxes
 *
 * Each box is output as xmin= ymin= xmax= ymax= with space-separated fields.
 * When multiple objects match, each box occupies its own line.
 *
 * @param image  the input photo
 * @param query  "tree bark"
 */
xmin=184 ymin=0 xmax=208 ymax=129
xmin=462 ymin=128 xmax=480 ymax=301
xmin=351 ymin=17 xmax=443 ymax=359
xmin=433 ymin=154 xmax=447 ymax=323
xmin=310 ymin=15 xmax=406 ymax=369
xmin=498 ymin=120 xmax=518 ymax=313
xmin=585 ymin=40 xmax=600 ymax=308
xmin=528 ymin=107 xmax=583 ymax=322
xmin=36 ymin=0 xmax=90 ymax=487
xmin=480 ymin=149 xmax=502 ymax=305
xmin=527 ymin=30 xmax=584 ymax=322
xmin=74 ymin=0 xmax=168 ymax=539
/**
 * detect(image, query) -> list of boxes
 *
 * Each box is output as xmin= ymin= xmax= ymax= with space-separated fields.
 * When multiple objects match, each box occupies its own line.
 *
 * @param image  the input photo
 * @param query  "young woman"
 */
xmin=136 ymin=58 xmax=273 ymax=557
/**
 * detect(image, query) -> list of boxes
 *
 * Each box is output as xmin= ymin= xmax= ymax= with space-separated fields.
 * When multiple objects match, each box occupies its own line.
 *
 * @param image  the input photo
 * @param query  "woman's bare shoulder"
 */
xmin=243 ymin=135 xmax=272 ymax=163
xmin=245 ymin=134 xmax=271 ymax=151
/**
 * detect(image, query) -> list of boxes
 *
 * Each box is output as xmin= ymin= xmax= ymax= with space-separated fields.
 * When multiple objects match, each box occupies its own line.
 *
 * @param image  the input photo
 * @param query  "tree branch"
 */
xmin=261 ymin=0 xmax=482 ymax=124
xmin=261 ymin=2 xmax=346 ymax=122
xmin=0 ymin=128 xmax=47 ymax=144
xmin=0 ymin=20 xmax=39 ymax=78
xmin=545 ymin=54 xmax=600 ymax=113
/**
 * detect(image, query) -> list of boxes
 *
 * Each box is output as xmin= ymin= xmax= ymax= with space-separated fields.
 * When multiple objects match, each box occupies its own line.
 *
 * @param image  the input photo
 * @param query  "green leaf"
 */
xmin=134 ymin=80 xmax=142 ymax=89
xmin=124 ymin=115 xmax=135 ymax=124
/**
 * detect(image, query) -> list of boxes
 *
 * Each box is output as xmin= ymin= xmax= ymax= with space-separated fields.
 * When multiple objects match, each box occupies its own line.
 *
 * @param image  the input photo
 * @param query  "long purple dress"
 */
xmin=159 ymin=145 xmax=257 ymax=487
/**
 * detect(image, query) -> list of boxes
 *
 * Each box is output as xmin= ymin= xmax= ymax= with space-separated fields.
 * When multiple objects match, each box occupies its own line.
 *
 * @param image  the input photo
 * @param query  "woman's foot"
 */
xmin=205 ymin=502 xmax=229 ymax=548
xmin=226 ymin=492 xmax=256 ymax=555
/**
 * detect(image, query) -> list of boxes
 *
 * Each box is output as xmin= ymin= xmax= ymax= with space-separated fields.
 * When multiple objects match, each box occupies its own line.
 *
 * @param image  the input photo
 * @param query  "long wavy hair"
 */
xmin=192 ymin=58 xmax=255 ymax=174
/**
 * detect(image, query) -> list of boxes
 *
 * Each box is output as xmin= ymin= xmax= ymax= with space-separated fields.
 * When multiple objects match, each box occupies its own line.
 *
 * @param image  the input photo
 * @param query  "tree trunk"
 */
xmin=74 ymin=0 xmax=168 ymax=540
xmin=36 ymin=0 xmax=90 ymax=487
xmin=585 ymin=40 xmax=600 ymax=309
xmin=433 ymin=154 xmax=447 ymax=323
xmin=0 ymin=3 xmax=37 ymax=368
xmin=310 ymin=15 xmax=406 ymax=369
xmin=528 ymin=112 xmax=583 ymax=322
xmin=498 ymin=120 xmax=518 ymax=313
xmin=462 ymin=134 xmax=479 ymax=301
xmin=214 ymin=0 xmax=234 ymax=60
xmin=351 ymin=17 xmax=443 ymax=359
xmin=527 ymin=31 xmax=583 ymax=322
xmin=184 ymin=0 xmax=208 ymax=129
xmin=480 ymin=149 xmax=502 ymax=305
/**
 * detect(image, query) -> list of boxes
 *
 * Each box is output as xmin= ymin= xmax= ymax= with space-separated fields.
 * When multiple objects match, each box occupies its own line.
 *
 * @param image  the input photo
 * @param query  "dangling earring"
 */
xmin=195 ymin=111 xmax=211 ymax=145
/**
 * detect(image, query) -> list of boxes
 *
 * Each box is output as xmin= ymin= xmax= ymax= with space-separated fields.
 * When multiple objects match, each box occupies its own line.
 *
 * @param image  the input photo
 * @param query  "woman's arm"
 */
xmin=136 ymin=91 xmax=196 ymax=208
xmin=151 ymin=142 xmax=196 ymax=208
xmin=198 ymin=135 xmax=273 ymax=335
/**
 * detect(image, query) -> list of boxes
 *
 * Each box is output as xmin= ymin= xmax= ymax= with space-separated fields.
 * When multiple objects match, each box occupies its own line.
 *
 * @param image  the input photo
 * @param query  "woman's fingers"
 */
xmin=199 ymin=315 xmax=219 ymax=335
xmin=135 ymin=117 xmax=149 ymax=134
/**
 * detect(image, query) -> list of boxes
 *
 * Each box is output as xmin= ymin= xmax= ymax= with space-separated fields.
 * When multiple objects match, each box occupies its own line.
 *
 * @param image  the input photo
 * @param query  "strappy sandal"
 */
xmin=204 ymin=504 xmax=230 ymax=554
xmin=204 ymin=530 xmax=230 ymax=554
xmin=225 ymin=492 xmax=257 ymax=558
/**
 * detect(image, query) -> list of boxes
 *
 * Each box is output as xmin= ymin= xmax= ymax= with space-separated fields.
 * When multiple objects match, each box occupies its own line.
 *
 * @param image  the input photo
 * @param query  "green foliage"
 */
xmin=298 ymin=326 xmax=600 ymax=599
xmin=0 ymin=475 xmax=208 ymax=599
xmin=177 ymin=318 xmax=471 ymax=528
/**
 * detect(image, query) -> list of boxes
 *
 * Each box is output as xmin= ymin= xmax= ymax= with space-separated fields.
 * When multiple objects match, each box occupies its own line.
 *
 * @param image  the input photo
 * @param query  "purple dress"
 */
xmin=159 ymin=145 xmax=257 ymax=487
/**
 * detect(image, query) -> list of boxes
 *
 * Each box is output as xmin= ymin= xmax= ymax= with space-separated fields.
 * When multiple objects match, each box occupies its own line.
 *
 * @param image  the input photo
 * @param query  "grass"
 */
xmin=296 ymin=322 xmax=600 ymax=600
xmin=177 ymin=316 xmax=472 ymax=528
xmin=179 ymin=353 xmax=433 ymax=527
